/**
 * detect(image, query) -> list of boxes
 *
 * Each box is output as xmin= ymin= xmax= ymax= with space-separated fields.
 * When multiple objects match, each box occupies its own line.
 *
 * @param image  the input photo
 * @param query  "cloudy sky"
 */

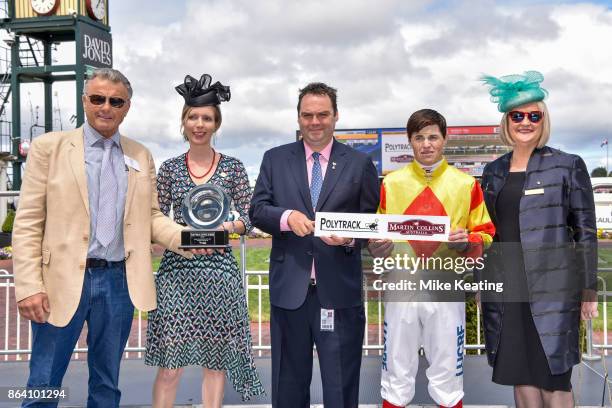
xmin=9 ymin=0 xmax=612 ymax=180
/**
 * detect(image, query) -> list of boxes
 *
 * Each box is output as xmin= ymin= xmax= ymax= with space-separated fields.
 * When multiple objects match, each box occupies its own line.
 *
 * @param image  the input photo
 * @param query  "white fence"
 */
xmin=1 ymin=251 xmax=608 ymax=361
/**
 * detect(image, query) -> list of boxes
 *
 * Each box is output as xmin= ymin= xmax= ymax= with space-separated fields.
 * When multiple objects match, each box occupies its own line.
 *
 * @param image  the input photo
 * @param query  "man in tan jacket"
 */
xmin=12 ymin=68 xmax=191 ymax=407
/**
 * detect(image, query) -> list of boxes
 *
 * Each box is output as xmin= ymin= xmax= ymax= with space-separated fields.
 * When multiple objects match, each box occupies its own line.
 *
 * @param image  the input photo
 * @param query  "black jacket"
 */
xmin=479 ymin=146 xmax=597 ymax=374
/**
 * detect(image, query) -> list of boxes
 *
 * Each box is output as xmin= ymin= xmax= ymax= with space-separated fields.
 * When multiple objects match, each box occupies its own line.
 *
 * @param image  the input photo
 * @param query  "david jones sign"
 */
xmin=81 ymin=24 xmax=112 ymax=68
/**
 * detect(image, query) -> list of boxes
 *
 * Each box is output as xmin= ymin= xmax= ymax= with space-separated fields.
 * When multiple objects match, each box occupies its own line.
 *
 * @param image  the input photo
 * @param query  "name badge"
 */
xmin=123 ymin=155 xmax=141 ymax=172
xmin=320 ymin=309 xmax=335 ymax=332
xmin=524 ymin=188 xmax=545 ymax=196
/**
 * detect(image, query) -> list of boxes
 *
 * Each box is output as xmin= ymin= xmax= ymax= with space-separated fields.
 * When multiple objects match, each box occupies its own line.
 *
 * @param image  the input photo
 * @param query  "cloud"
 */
xmin=109 ymin=0 xmax=432 ymax=175
xmin=78 ymin=0 xmax=612 ymax=179
xmin=389 ymin=2 xmax=612 ymax=169
xmin=404 ymin=1 xmax=561 ymax=59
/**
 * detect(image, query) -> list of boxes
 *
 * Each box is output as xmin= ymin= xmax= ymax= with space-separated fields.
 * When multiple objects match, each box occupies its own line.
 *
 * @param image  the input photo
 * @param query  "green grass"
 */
xmin=233 ymin=247 xmax=271 ymax=321
xmin=598 ymin=247 xmax=612 ymax=266
xmin=591 ymin=301 xmax=612 ymax=332
xmin=594 ymin=247 xmax=612 ymax=332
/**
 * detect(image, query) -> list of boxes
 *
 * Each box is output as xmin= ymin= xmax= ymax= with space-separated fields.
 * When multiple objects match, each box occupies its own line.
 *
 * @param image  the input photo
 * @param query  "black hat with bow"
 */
xmin=175 ymin=74 xmax=230 ymax=107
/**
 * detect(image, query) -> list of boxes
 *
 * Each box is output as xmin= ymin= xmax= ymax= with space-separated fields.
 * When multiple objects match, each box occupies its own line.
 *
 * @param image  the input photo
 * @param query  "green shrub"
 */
xmin=2 ymin=209 xmax=15 ymax=233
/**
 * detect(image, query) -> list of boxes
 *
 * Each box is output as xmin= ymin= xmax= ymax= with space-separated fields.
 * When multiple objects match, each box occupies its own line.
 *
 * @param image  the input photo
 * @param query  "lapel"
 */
xmin=316 ymin=139 xmax=347 ymax=211
xmin=486 ymin=152 xmax=510 ymax=223
xmin=68 ymin=127 xmax=89 ymax=216
xmin=522 ymin=147 xmax=545 ymax=207
xmin=120 ymin=136 xmax=138 ymax=220
xmin=525 ymin=147 xmax=544 ymax=178
xmin=288 ymin=141 xmax=313 ymax=216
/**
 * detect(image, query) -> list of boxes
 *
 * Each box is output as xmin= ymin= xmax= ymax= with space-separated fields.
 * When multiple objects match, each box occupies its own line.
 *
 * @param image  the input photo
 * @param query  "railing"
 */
xmin=1 ymin=248 xmax=608 ymax=360
xmin=586 ymin=272 xmax=611 ymax=357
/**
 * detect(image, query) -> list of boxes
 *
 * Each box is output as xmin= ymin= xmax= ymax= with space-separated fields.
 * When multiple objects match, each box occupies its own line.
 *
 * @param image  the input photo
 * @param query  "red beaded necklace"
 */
xmin=186 ymin=148 xmax=216 ymax=179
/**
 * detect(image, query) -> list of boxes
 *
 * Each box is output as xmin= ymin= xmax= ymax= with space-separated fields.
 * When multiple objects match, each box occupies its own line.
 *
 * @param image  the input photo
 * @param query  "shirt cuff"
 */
xmin=280 ymin=209 xmax=293 ymax=231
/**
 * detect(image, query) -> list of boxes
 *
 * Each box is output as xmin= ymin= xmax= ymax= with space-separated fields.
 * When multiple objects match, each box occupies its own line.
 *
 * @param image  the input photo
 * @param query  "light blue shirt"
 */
xmin=84 ymin=122 xmax=128 ymax=261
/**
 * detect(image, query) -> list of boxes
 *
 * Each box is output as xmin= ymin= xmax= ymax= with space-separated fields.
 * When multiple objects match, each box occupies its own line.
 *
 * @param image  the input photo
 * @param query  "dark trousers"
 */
xmin=271 ymin=285 xmax=365 ymax=408
xmin=22 ymin=261 xmax=133 ymax=408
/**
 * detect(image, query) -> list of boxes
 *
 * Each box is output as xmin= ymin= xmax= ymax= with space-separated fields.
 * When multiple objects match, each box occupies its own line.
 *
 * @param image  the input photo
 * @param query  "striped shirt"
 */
xmin=84 ymin=122 xmax=128 ymax=261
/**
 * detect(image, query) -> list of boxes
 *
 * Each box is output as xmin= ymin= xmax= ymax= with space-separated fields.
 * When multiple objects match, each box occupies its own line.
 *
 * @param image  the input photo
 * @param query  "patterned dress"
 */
xmin=145 ymin=153 xmax=265 ymax=400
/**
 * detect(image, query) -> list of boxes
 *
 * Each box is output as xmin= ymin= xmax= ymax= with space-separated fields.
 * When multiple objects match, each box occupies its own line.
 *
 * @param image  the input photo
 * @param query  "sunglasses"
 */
xmin=508 ymin=110 xmax=544 ymax=124
xmin=86 ymin=94 xmax=127 ymax=108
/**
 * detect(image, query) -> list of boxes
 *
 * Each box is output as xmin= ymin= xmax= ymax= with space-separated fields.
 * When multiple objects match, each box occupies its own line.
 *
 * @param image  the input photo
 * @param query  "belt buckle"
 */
xmin=86 ymin=258 xmax=108 ymax=268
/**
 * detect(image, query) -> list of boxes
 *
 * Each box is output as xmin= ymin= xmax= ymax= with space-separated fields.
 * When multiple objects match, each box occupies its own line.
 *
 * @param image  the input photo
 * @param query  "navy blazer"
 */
xmin=250 ymin=139 xmax=379 ymax=310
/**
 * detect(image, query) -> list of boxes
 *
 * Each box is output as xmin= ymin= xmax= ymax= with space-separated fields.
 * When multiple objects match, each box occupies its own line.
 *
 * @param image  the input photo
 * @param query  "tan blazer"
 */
xmin=12 ymin=127 xmax=189 ymax=327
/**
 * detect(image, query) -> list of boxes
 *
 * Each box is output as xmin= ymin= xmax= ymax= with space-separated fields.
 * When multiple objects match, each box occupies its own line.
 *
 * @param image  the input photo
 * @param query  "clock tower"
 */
xmin=0 ymin=0 xmax=112 ymax=189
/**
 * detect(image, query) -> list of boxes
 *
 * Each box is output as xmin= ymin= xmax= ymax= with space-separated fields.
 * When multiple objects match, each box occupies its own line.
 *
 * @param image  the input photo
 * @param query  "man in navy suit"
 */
xmin=250 ymin=82 xmax=379 ymax=407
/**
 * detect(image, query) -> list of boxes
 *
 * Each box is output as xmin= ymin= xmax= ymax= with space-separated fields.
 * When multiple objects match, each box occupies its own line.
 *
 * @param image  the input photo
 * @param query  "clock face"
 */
xmin=86 ymin=0 xmax=106 ymax=20
xmin=31 ymin=0 xmax=58 ymax=16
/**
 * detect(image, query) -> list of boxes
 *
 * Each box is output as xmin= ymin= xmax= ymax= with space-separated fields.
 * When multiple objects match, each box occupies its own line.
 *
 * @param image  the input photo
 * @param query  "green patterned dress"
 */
xmin=145 ymin=153 xmax=264 ymax=400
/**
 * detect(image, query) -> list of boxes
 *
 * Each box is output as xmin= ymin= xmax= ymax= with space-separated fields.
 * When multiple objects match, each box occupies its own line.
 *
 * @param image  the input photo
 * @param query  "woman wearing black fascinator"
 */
xmin=144 ymin=74 xmax=264 ymax=407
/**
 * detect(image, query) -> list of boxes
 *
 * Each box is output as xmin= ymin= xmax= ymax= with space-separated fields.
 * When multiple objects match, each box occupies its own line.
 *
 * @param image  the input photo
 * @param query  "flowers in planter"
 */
xmin=0 ymin=246 xmax=12 ymax=260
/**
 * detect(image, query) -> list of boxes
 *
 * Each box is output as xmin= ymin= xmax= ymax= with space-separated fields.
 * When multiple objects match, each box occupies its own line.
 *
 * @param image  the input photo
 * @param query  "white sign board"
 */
xmin=596 ymin=204 xmax=612 ymax=230
xmin=315 ymin=212 xmax=450 ymax=241
xmin=381 ymin=132 xmax=413 ymax=175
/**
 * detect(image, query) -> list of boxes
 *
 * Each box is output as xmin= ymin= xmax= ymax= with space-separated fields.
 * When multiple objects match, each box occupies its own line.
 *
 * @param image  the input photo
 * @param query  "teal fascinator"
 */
xmin=481 ymin=70 xmax=548 ymax=112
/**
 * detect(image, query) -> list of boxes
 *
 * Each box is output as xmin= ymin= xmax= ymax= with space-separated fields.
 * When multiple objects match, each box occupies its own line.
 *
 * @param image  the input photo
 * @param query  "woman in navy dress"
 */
xmin=480 ymin=71 xmax=598 ymax=408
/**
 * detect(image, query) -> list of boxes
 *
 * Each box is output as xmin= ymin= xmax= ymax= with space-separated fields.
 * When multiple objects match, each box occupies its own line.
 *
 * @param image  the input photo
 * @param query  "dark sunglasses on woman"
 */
xmin=508 ymin=110 xmax=544 ymax=124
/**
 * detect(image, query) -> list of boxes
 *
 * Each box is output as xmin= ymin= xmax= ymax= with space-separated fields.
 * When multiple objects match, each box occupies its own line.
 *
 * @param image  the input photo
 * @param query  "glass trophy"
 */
xmin=179 ymin=183 xmax=234 ymax=249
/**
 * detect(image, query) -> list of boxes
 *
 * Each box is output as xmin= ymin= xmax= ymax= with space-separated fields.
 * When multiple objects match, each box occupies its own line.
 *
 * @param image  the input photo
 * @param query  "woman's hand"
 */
xmin=581 ymin=301 xmax=598 ymax=321
xmin=190 ymin=247 xmax=223 ymax=256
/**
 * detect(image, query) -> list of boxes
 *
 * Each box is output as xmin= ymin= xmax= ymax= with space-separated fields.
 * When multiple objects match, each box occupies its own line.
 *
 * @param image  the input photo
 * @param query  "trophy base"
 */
xmin=179 ymin=229 xmax=229 ymax=249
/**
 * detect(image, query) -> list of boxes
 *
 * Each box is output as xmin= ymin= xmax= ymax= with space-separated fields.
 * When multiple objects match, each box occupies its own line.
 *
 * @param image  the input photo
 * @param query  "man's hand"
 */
xmin=17 ymin=292 xmax=50 ymax=323
xmin=447 ymin=228 xmax=469 ymax=252
xmin=320 ymin=235 xmax=351 ymax=246
xmin=368 ymin=239 xmax=394 ymax=258
xmin=288 ymin=211 xmax=315 ymax=237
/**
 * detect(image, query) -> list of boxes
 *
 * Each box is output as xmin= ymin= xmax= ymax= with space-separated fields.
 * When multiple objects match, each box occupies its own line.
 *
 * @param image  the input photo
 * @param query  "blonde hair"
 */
xmin=180 ymin=104 xmax=222 ymax=142
xmin=499 ymin=100 xmax=550 ymax=148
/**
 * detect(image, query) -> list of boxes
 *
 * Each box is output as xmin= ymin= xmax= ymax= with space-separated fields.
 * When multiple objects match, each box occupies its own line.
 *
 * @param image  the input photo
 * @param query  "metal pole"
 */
xmin=75 ymin=23 xmax=85 ymax=127
xmin=10 ymin=34 xmax=21 ymax=190
xmin=240 ymin=235 xmax=247 ymax=293
xmin=43 ymin=40 xmax=52 ymax=133
xmin=583 ymin=318 xmax=602 ymax=361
